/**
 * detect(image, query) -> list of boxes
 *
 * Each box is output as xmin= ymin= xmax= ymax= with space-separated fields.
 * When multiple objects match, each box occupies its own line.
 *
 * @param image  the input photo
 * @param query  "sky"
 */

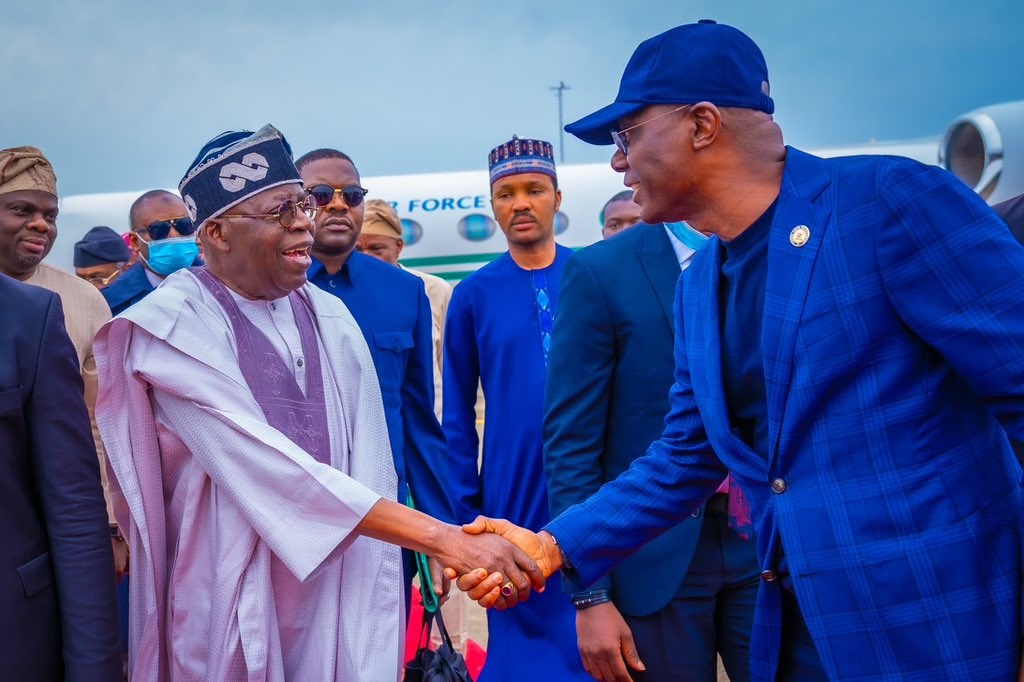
xmin=2 ymin=0 xmax=1022 ymax=197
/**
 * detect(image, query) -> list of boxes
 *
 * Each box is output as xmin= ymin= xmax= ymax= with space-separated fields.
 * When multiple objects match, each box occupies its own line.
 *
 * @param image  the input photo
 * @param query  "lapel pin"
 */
xmin=790 ymin=225 xmax=810 ymax=247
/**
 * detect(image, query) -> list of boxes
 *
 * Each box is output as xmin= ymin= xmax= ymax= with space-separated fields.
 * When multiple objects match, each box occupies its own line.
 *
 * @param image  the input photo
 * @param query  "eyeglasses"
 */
xmin=135 ymin=216 xmax=196 ymax=241
xmin=306 ymin=184 xmax=369 ymax=208
xmin=611 ymin=104 xmax=692 ymax=156
xmin=84 ymin=267 xmax=126 ymax=287
xmin=221 ymin=195 xmax=319 ymax=228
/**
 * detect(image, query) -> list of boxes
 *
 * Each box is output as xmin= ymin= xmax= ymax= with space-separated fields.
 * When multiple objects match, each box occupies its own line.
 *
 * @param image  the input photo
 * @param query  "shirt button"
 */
xmin=329 ymin=279 xmax=337 ymax=289
xmin=771 ymin=478 xmax=787 ymax=494
xmin=761 ymin=570 xmax=777 ymax=582
xmin=297 ymin=358 xmax=304 ymax=367
xmin=691 ymin=508 xmax=701 ymax=518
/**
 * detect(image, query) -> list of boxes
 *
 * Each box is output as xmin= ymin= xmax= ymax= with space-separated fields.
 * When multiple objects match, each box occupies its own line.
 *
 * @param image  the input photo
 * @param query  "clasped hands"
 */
xmin=433 ymin=516 xmax=563 ymax=610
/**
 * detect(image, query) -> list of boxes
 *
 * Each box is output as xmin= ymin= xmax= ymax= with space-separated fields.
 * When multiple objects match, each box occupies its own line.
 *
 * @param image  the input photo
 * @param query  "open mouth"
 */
xmin=282 ymin=245 xmax=311 ymax=264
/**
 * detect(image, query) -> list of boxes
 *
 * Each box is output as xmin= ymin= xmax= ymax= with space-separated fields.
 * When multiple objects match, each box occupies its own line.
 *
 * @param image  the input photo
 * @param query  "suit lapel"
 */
xmin=762 ymin=148 xmax=833 ymax=466
xmin=636 ymin=224 xmax=681 ymax=333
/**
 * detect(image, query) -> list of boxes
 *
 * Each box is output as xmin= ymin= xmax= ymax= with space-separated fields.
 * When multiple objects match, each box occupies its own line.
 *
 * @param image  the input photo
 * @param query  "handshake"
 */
xmin=432 ymin=516 xmax=565 ymax=610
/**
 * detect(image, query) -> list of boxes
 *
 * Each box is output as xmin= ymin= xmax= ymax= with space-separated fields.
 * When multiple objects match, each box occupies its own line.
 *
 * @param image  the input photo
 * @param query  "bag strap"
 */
xmin=406 ymin=494 xmax=440 ymax=614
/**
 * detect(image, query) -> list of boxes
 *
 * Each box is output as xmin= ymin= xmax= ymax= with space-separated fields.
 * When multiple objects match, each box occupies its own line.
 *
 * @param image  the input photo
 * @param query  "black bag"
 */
xmin=403 ymin=606 xmax=473 ymax=682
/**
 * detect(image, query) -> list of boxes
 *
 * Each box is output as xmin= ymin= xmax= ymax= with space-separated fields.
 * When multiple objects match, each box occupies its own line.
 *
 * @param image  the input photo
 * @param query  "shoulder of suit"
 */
xmin=572 ymin=223 xmax=657 ymax=263
xmin=0 ymin=271 xmax=54 ymax=309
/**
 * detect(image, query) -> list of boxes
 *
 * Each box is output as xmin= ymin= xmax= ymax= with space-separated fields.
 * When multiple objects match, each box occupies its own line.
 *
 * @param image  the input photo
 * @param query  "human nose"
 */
xmin=611 ymin=149 xmax=629 ymax=173
xmin=25 ymin=211 xmax=52 ymax=233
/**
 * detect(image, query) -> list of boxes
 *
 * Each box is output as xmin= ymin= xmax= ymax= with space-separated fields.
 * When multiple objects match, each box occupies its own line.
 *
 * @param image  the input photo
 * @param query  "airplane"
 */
xmin=47 ymin=100 xmax=1024 ymax=280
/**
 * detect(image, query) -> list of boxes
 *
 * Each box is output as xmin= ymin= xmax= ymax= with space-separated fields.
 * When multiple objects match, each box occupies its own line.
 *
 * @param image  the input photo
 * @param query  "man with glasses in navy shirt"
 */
xmin=102 ymin=189 xmax=202 ymax=315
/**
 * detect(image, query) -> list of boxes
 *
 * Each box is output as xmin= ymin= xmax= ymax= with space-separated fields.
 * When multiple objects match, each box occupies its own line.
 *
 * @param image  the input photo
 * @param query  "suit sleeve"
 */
xmin=543 ymin=254 xmax=616 ymax=590
xmin=401 ymin=280 xmax=456 ymax=523
xmin=545 ymin=275 xmax=727 ymax=588
xmin=442 ymin=283 xmax=484 ymax=523
xmin=30 ymin=294 xmax=121 ymax=681
xmin=876 ymin=161 xmax=1024 ymax=438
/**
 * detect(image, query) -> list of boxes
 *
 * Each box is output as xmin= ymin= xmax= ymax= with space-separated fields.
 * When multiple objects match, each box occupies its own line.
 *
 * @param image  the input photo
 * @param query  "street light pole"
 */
xmin=549 ymin=81 xmax=571 ymax=163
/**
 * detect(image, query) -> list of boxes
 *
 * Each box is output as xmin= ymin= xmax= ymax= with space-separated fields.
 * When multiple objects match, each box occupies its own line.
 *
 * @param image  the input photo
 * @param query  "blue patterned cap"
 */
xmin=488 ymin=135 xmax=557 ymax=186
xmin=178 ymin=124 xmax=301 ymax=226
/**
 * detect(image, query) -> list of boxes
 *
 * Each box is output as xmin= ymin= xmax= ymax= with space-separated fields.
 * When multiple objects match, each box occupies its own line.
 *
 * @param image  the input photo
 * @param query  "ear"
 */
xmin=201 ymin=219 xmax=230 ymax=254
xmin=395 ymin=238 xmax=405 ymax=257
xmin=128 ymin=232 xmax=142 ymax=254
xmin=690 ymin=102 xmax=722 ymax=151
xmin=553 ymin=188 xmax=562 ymax=213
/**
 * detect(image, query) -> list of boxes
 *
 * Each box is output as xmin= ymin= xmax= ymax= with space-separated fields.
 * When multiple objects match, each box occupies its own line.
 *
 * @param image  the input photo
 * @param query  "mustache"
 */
xmin=512 ymin=211 xmax=538 ymax=223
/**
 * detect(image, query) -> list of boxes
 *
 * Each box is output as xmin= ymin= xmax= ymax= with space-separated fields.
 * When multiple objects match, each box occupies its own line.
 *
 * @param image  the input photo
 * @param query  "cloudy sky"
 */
xmin=3 ymin=0 xmax=1022 ymax=197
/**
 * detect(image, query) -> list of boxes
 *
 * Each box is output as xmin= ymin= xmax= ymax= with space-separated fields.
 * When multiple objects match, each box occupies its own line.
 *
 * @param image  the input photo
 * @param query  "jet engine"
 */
xmin=940 ymin=101 xmax=1024 ymax=204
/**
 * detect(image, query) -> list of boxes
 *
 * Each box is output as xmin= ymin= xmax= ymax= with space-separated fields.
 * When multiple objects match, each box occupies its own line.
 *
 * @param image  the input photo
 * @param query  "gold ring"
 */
xmin=500 ymin=581 xmax=516 ymax=597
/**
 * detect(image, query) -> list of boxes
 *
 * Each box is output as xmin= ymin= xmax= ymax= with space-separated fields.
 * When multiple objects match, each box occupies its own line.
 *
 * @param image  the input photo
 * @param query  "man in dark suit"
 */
xmin=545 ymin=220 xmax=757 ymax=680
xmin=0 ymin=272 xmax=121 ymax=680
xmin=102 ymin=190 xmax=201 ymax=315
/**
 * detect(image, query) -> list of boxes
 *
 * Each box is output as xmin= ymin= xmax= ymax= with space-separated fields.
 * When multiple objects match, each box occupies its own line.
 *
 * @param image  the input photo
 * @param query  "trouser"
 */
xmin=625 ymin=494 xmax=760 ymax=681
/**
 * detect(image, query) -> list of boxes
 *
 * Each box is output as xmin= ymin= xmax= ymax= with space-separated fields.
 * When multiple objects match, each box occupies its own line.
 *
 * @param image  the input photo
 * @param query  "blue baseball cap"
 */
xmin=565 ymin=20 xmax=774 ymax=146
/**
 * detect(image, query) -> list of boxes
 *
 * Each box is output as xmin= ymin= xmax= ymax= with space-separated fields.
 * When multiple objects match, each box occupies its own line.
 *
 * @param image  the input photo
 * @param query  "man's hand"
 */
xmin=461 ymin=516 xmax=562 ymax=577
xmin=111 ymin=536 xmax=129 ymax=581
xmin=432 ymin=523 xmax=545 ymax=605
xmin=577 ymin=602 xmax=646 ymax=681
xmin=427 ymin=557 xmax=451 ymax=606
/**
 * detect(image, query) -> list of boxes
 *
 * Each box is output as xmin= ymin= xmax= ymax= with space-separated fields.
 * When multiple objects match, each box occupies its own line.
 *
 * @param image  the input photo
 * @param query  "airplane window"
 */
xmin=555 ymin=211 xmax=569 ymax=235
xmin=401 ymin=218 xmax=423 ymax=246
xmin=458 ymin=214 xmax=497 ymax=241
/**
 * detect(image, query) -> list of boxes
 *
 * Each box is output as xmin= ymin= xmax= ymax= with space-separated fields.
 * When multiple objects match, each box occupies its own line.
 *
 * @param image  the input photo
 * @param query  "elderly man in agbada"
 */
xmin=460 ymin=20 xmax=1024 ymax=682
xmin=94 ymin=125 xmax=542 ymax=681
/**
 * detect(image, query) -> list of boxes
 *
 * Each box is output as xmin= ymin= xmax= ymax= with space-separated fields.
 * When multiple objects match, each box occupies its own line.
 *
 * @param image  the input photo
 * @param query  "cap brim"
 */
xmin=565 ymin=101 xmax=647 ymax=146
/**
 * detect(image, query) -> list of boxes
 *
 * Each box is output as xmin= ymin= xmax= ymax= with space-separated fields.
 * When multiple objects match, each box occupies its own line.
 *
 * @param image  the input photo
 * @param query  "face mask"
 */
xmin=141 ymin=235 xmax=199 ymax=276
xmin=664 ymin=221 xmax=709 ymax=251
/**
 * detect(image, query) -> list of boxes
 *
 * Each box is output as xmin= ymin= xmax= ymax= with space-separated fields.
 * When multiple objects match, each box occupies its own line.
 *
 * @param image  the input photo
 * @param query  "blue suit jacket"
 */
xmin=544 ymin=224 xmax=704 ymax=616
xmin=101 ymin=262 xmax=154 ymax=316
xmin=309 ymin=253 xmax=454 ymax=523
xmin=548 ymin=148 xmax=1024 ymax=680
xmin=0 ymin=274 xmax=121 ymax=680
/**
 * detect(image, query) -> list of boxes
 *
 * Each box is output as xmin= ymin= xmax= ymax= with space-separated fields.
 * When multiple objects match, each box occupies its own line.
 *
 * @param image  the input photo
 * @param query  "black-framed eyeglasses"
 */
xmin=611 ymin=104 xmax=692 ymax=156
xmin=135 ymin=216 xmax=196 ymax=241
xmin=306 ymin=184 xmax=369 ymax=208
xmin=221 ymin=195 xmax=319 ymax=228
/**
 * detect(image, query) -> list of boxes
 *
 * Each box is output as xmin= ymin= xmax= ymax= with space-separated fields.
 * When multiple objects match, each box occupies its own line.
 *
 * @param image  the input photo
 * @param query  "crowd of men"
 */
xmin=4 ymin=18 xmax=1024 ymax=682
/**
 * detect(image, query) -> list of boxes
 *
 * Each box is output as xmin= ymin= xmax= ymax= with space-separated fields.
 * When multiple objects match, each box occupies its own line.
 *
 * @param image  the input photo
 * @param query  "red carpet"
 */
xmin=405 ymin=588 xmax=486 ymax=678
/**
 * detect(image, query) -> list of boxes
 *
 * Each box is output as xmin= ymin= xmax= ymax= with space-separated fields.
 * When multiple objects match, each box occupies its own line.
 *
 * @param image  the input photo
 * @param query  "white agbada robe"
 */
xmin=94 ymin=269 xmax=404 ymax=681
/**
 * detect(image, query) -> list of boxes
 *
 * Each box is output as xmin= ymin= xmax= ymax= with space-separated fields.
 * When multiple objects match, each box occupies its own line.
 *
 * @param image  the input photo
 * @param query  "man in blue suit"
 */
xmin=545 ymin=218 xmax=758 ymax=681
xmin=102 ymin=190 xmax=201 ymax=315
xmin=461 ymin=21 xmax=1024 ymax=681
xmin=296 ymin=148 xmax=455 ymax=592
xmin=0 ymin=271 xmax=121 ymax=680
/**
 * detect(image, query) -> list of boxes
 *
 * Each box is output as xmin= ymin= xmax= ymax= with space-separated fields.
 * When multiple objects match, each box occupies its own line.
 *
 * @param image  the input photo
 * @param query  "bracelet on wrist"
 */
xmin=572 ymin=588 xmax=611 ymax=610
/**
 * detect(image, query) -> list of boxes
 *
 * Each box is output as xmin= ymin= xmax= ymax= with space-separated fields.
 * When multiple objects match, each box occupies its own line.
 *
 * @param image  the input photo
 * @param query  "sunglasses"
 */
xmin=306 ymin=184 xmax=369 ymax=208
xmin=220 ymin=195 xmax=319 ymax=228
xmin=136 ymin=216 xmax=196 ymax=241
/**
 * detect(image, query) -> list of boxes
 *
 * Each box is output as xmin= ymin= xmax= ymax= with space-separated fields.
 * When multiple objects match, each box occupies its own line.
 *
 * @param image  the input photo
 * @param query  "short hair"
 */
xmin=600 ymin=190 xmax=636 ymax=226
xmin=129 ymin=189 xmax=178 ymax=229
xmin=294 ymin=148 xmax=358 ymax=173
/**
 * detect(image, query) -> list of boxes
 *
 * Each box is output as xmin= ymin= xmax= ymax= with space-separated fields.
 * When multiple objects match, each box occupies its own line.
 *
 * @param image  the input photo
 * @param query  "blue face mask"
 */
xmin=141 ymin=235 xmax=199 ymax=276
xmin=664 ymin=221 xmax=709 ymax=251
